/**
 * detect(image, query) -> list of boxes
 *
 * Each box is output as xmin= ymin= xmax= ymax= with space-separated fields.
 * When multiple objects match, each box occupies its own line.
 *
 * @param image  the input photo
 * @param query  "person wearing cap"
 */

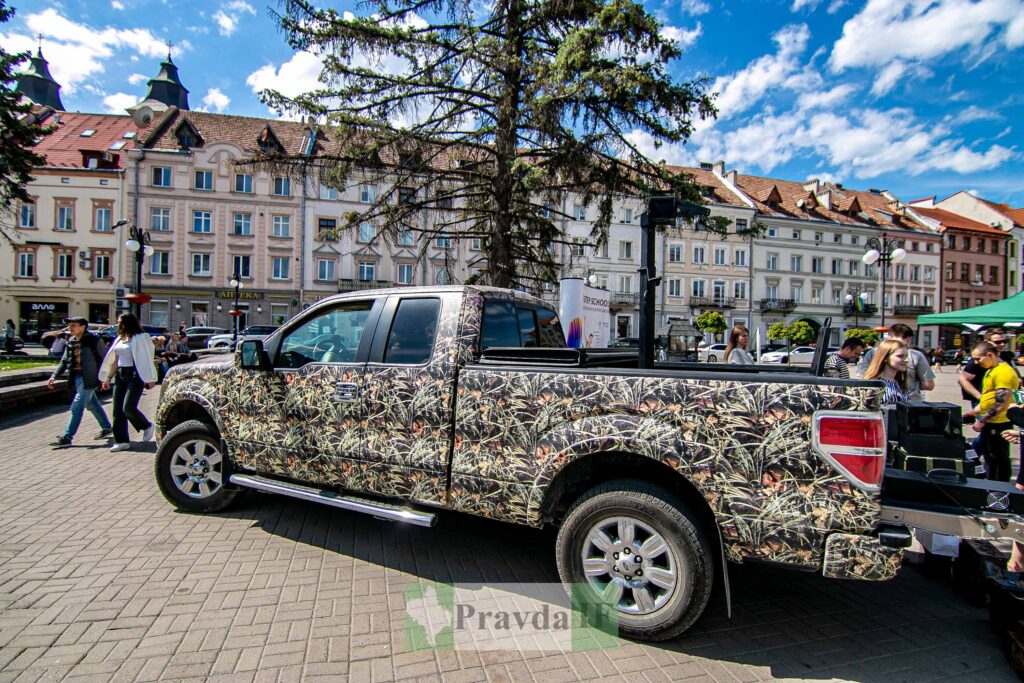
xmin=48 ymin=317 xmax=112 ymax=447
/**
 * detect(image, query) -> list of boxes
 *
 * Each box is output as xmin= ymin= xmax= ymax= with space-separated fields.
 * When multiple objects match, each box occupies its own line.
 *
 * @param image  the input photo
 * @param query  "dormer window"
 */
xmin=178 ymin=130 xmax=194 ymax=147
xmin=174 ymin=118 xmax=204 ymax=149
xmin=258 ymin=125 xmax=284 ymax=154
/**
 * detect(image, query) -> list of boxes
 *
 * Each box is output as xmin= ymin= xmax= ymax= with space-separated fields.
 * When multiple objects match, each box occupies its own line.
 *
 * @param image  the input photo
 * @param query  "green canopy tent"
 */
xmin=917 ymin=290 xmax=1024 ymax=327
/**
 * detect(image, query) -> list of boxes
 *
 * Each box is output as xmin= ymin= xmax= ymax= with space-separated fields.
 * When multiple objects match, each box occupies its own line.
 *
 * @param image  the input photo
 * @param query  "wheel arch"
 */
xmin=158 ymin=394 xmax=223 ymax=438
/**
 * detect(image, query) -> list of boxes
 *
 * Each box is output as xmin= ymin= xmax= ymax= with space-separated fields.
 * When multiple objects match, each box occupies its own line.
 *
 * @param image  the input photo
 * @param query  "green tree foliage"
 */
xmin=787 ymin=321 xmax=814 ymax=346
xmin=0 ymin=1 xmax=52 ymax=242
xmin=766 ymin=322 xmax=789 ymax=342
xmin=257 ymin=0 xmax=717 ymax=288
xmin=845 ymin=328 xmax=880 ymax=346
xmin=695 ymin=311 xmax=727 ymax=339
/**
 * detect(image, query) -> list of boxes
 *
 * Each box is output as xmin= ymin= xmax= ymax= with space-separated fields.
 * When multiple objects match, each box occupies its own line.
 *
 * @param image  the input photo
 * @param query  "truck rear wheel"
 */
xmin=155 ymin=420 xmax=240 ymax=513
xmin=556 ymin=480 xmax=714 ymax=641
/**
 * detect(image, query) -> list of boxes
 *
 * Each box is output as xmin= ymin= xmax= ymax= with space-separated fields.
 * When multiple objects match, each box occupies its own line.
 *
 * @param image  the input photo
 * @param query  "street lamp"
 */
xmin=861 ymin=234 xmax=907 ymax=328
xmin=229 ymin=272 xmax=243 ymax=347
xmin=844 ymin=290 xmax=870 ymax=328
xmin=117 ymin=219 xmax=155 ymax=317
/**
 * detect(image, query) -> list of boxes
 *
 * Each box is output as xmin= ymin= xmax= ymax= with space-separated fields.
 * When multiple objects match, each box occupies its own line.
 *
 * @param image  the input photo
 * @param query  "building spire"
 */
xmin=14 ymin=42 xmax=65 ymax=110
xmin=130 ymin=49 xmax=190 ymax=114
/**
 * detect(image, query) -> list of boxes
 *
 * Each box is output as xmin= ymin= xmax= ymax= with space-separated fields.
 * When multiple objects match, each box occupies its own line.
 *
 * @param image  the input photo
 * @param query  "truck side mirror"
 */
xmin=240 ymin=339 xmax=270 ymax=370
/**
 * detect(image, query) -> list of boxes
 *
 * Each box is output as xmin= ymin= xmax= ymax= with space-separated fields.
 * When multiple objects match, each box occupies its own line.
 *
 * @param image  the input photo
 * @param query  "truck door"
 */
xmin=359 ymin=293 xmax=455 ymax=506
xmin=268 ymin=298 xmax=380 ymax=487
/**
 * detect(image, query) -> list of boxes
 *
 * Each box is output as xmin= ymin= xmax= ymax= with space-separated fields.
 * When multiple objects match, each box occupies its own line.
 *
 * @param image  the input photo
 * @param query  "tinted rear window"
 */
xmin=481 ymin=300 xmax=565 ymax=349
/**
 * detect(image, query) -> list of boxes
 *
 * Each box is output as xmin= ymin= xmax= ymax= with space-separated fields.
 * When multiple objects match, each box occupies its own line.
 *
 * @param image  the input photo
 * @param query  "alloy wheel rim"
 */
xmin=169 ymin=439 xmax=223 ymax=499
xmin=581 ymin=515 xmax=678 ymax=616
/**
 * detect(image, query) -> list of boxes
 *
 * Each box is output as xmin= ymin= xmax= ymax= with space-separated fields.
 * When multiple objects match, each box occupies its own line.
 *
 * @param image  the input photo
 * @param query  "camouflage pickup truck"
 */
xmin=154 ymin=285 xmax=913 ymax=640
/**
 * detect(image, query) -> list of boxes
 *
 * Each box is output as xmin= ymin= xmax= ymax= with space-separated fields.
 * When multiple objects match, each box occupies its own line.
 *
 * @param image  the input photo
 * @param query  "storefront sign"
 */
xmin=30 ymin=303 xmax=58 ymax=311
xmin=216 ymin=291 xmax=264 ymax=300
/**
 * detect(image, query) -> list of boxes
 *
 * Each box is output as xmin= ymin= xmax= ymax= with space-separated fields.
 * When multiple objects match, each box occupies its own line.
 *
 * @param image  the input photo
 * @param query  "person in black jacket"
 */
xmin=48 ymin=317 xmax=112 ymax=447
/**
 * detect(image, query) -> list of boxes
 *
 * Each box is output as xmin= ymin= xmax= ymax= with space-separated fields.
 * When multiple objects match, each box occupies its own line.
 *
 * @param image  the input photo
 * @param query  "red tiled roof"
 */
xmin=912 ymin=207 xmax=1009 ymax=236
xmin=32 ymin=111 xmax=138 ymax=170
xmin=664 ymin=165 xmax=750 ymax=208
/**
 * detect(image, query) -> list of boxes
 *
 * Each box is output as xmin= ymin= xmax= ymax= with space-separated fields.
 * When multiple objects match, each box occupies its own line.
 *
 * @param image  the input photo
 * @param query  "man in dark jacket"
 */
xmin=48 ymin=317 xmax=112 ymax=446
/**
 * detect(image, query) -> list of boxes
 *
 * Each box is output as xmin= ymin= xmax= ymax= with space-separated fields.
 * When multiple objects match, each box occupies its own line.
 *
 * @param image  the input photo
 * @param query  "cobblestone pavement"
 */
xmin=0 ymin=371 xmax=1017 ymax=682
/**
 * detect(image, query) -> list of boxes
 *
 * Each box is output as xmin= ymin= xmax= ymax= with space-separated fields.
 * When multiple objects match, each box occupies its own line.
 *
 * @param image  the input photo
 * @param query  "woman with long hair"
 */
xmin=98 ymin=313 xmax=157 ymax=452
xmin=723 ymin=324 xmax=754 ymax=365
xmin=862 ymin=338 xmax=910 ymax=404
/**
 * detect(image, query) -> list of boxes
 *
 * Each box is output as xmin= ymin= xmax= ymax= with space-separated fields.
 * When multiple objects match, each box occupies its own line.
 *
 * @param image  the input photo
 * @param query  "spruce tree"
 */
xmin=257 ymin=0 xmax=718 ymax=289
xmin=0 ymin=1 xmax=52 ymax=242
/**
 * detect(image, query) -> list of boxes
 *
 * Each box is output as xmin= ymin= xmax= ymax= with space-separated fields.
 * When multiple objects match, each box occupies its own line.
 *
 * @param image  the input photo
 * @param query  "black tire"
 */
xmin=155 ymin=419 xmax=240 ymax=513
xmin=707 ymin=355 xmax=717 ymax=363
xmin=555 ymin=480 xmax=714 ymax=641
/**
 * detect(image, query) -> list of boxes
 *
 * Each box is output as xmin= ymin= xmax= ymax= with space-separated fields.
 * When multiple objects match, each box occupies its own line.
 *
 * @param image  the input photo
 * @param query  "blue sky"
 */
xmin=4 ymin=0 xmax=1022 ymax=206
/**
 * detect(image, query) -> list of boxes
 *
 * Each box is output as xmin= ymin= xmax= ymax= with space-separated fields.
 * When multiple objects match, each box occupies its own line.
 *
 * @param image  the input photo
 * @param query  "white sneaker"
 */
xmin=143 ymin=425 xmax=155 ymax=442
xmin=110 ymin=443 xmax=131 ymax=452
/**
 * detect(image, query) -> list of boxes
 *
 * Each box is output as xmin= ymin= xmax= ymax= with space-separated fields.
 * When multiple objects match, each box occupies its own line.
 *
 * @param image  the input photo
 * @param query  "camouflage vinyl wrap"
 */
xmin=822 ymin=533 xmax=904 ymax=581
xmin=158 ymin=286 xmax=890 ymax=574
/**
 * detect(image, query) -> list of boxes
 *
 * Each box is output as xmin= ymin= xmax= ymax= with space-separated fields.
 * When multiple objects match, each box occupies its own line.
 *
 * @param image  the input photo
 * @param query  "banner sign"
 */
xmin=559 ymin=278 xmax=610 ymax=348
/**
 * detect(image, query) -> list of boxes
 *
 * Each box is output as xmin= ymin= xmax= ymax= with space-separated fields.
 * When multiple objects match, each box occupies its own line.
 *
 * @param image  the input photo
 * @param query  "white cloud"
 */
xmin=111 ymin=1 xmax=125 ymax=9
xmin=871 ymin=60 xmax=907 ymax=96
xmin=830 ymin=0 xmax=1024 ymax=72
xmin=705 ymin=24 xmax=812 ymax=125
xmin=128 ymin=72 xmax=148 ymax=86
xmin=201 ymin=87 xmax=230 ymax=112
xmin=660 ymin=24 xmax=702 ymax=51
xmin=102 ymin=92 xmax=137 ymax=113
xmin=946 ymin=105 xmax=1002 ymax=126
xmin=796 ymin=83 xmax=857 ymax=110
xmin=247 ymin=51 xmax=324 ymax=100
xmin=0 ymin=8 xmax=189 ymax=95
xmin=680 ymin=0 xmax=711 ymax=15
xmin=213 ymin=1 xmax=256 ymax=37
xmin=791 ymin=0 xmax=821 ymax=9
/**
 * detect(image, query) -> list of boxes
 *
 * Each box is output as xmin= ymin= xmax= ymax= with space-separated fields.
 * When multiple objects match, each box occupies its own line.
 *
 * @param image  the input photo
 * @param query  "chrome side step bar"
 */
xmin=229 ymin=473 xmax=437 ymax=527
xmin=880 ymin=505 xmax=1024 ymax=544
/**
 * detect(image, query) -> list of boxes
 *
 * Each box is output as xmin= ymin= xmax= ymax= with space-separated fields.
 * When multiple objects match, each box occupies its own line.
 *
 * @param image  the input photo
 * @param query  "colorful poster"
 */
xmin=560 ymin=278 xmax=610 ymax=348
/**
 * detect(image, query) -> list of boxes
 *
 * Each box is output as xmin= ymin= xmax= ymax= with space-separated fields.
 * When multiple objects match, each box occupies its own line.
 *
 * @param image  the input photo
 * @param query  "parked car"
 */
xmin=759 ymin=345 xmax=818 ymax=365
xmin=40 ymin=323 xmax=106 ymax=349
xmin=156 ymin=285 xmax=959 ymax=641
xmin=697 ymin=343 xmax=728 ymax=362
xmin=751 ymin=342 xmax=787 ymax=360
xmin=608 ymin=337 xmax=639 ymax=348
xmin=206 ymin=325 xmax=280 ymax=350
xmin=182 ymin=326 xmax=227 ymax=350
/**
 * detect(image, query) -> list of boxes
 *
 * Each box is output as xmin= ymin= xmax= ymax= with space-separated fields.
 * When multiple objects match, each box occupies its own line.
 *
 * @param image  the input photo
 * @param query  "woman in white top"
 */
xmin=724 ymin=324 xmax=755 ymax=365
xmin=99 ymin=313 xmax=157 ymax=452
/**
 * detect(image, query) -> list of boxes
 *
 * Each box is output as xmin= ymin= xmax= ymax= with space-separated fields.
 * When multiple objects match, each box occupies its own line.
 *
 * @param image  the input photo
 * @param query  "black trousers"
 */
xmin=981 ymin=421 xmax=1013 ymax=483
xmin=112 ymin=367 xmax=151 ymax=443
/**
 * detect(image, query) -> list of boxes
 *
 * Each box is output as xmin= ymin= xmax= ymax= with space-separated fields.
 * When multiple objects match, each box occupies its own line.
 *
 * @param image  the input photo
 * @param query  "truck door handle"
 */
xmin=333 ymin=382 xmax=358 ymax=402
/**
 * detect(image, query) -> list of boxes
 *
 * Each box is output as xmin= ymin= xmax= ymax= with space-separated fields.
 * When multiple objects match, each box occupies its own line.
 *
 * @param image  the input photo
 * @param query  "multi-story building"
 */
xmin=0 ymin=109 xmax=133 ymax=340
xmin=927 ymin=191 xmax=1023 ymax=297
xmin=907 ymin=201 xmax=1010 ymax=348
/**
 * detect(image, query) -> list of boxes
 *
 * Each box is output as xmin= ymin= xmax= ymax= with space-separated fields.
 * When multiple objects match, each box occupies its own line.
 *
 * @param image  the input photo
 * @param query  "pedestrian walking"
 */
xmin=99 ymin=313 xmax=157 ymax=452
xmin=178 ymin=320 xmax=187 ymax=336
xmin=48 ymin=317 xmax=112 ymax=447
xmin=964 ymin=340 xmax=1020 ymax=482
xmin=824 ymin=337 xmax=866 ymax=379
xmin=3 ymin=318 xmax=15 ymax=354
xmin=855 ymin=324 xmax=934 ymax=399
xmin=862 ymin=339 xmax=910 ymax=404
xmin=724 ymin=324 xmax=754 ymax=365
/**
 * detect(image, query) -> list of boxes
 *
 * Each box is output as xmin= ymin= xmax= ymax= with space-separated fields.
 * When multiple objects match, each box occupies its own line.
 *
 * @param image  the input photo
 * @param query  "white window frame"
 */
xmin=191 ymin=253 xmax=212 ymax=277
xmin=234 ymin=173 xmax=253 ymax=193
xmin=94 ymin=253 xmax=111 ymax=280
xmin=151 ymin=207 xmax=170 ymax=232
xmin=233 ymin=213 xmax=252 ymax=236
xmin=273 ymin=177 xmax=291 ymax=196
xmin=359 ymin=184 xmax=377 ymax=203
xmin=94 ymin=207 xmax=111 ymax=232
xmin=272 ymin=215 xmax=291 ymax=238
xmin=272 ymin=256 xmax=290 ymax=280
xmin=316 ymin=258 xmax=335 ymax=282
xmin=359 ymin=261 xmax=376 ymax=282
xmin=194 ymin=170 xmax=213 ymax=191
xmin=397 ymin=263 xmax=414 ymax=284
xmin=150 ymin=251 xmax=170 ymax=275
xmin=232 ymin=255 xmax=252 ymax=280
xmin=192 ymin=211 xmax=212 ymax=234
xmin=152 ymin=167 xmax=171 ymax=188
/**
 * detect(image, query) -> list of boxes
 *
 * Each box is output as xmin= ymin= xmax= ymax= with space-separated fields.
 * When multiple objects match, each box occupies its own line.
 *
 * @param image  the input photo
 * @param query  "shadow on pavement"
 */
xmin=202 ymin=493 xmax=1005 ymax=681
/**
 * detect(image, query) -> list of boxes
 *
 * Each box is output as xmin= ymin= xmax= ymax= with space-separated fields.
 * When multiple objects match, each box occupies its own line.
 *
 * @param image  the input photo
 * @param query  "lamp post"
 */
xmin=117 ymin=219 xmax=155 ymax=317
xmin=229 ymin=271 xmax=243 ymax=347
xmin=844 ymin=290 xmax=870 ymax=328
xmin=861 ymin=234 xmax=907 ymax=329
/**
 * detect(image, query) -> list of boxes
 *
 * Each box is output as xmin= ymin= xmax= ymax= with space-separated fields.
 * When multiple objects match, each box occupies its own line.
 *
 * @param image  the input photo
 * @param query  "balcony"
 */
xmin=759 ymin=298 xmax=796 ymax=312
xmin=337 ymin=278 xmax=394 ymax=292
xmin=893 ymin=304 xmax=934 ymax=316
xmin=611 ymin=292 xmax=639 ymax=306
xmin=842 ymin=303 xmax=878 ymax=317
xmin=689 ymin=296 xmax=736 ymax=309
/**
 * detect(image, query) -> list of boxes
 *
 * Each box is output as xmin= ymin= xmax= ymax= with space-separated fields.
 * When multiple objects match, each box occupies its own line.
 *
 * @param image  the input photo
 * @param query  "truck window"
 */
xmin=276 ymin=302 xmax=372 ymax=369
xmin=517 ymin=308 xmax=538 ymax=347
xmin=535 ymin=307 xmax=566 ymax=348
xmin=481 ymin=301 xmax=521 ymax=348
xmin=383 ymin=298 xmax=440 ymax=364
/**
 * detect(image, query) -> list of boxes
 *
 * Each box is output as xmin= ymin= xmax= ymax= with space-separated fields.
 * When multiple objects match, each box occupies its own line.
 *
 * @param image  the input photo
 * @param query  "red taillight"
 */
xmin=813 ymin=414 xmax=886 ymax=490
xmin=818 ymin=416 xmax=884 ymax=449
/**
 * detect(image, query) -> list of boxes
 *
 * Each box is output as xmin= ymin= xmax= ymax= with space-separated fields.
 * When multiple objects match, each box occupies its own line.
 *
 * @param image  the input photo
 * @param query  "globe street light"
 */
xmin=229 ymin=272 xmax=243 ymax=347
xmin=117 ymin=219 xmax=154 ymax=317
xmin=844 ymin=290 xmax=871 ymax=328
xmin=861 ymin=234 xmax=907 ymax=328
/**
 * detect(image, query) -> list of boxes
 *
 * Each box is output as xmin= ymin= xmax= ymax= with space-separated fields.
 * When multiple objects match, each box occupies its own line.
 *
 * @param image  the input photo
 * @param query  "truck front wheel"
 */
xmin=155 ymin=420 xmax=240 ymax=513
xmin=555 ymin=480 xmax=714 ymax=641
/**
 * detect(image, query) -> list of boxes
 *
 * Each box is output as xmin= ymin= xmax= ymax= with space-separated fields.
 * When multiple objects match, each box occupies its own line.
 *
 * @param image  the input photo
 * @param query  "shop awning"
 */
xmin=917 ymin=290 xmax=1024 ymax=327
